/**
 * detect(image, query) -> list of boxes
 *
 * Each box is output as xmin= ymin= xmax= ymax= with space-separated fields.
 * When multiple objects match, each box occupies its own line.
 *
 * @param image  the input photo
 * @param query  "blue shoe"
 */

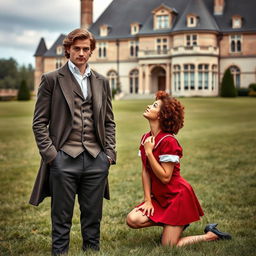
xmin=204 ymin=223 xmax=232 ymax=240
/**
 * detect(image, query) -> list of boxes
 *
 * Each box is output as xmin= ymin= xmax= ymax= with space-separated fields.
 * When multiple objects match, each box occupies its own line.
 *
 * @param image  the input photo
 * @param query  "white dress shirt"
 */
xmin=68 ymin=60 xmax=91 ymax=99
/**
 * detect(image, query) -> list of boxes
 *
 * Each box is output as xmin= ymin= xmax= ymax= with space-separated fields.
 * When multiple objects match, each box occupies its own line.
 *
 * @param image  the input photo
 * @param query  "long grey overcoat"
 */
xmin=29 ymin=63 xmax=116 ymax=206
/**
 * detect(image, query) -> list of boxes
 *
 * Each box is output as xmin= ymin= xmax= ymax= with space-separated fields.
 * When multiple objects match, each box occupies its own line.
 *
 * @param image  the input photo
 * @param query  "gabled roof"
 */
xmin=152 ymin=3 xmax=178 ymax=14
xmin=44 ymin=34 xmax=66 ymax=57
xmin=173 ymin=0 xmax=219 ymax=32
xmin=34 ymin=38 xmax=47 ymax=57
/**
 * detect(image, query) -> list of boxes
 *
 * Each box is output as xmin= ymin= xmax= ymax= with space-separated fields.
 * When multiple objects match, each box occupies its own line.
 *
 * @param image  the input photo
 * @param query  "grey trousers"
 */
xmin=49 ymin=150 xmax=109 ymax=255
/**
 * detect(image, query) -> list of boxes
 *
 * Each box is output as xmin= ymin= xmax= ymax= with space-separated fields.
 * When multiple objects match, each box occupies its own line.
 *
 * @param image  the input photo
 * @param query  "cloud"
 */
xmin=0 ymin=0 xmax=113 ymax=65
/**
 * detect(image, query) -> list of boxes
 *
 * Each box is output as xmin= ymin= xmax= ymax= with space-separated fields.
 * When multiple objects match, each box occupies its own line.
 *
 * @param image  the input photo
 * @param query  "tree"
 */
xmin=17 ymin=79 xmax=31 ymax=101
xmin=0 ymin=58 xmax=34 ymax=90
xmin=220 ymin=68 xmax=237 ymax=97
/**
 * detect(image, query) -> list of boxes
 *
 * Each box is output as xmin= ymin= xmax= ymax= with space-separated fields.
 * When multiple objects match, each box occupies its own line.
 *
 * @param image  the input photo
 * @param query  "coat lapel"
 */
xmin=90 ymin=70 xmax=103 ymax=124
xmin=57 ymin=63 xmax=74 ymax=118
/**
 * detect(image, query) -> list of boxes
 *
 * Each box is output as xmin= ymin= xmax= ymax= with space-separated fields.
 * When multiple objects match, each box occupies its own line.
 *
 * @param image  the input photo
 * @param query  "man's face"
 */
xmin=67 ymin=39 xmax=92 ymax=68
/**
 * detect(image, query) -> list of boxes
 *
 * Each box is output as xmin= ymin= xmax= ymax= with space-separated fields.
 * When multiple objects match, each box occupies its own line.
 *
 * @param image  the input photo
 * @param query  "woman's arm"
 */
xmin=138 ymin=166 xmax=154 ymax=216
xmin=144 ymin=136 xmax=175 ymax=184
xmin=142 ymin=166 xmax=151 ymax=202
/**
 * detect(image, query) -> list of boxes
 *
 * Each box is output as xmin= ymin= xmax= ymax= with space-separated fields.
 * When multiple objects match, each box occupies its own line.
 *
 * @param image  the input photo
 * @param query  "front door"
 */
xmin=158 ymin=76 xmax=166 ymax=91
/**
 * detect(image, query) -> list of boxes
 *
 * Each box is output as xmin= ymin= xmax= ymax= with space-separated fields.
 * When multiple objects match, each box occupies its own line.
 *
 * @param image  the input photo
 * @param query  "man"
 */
xmin=29 ymin=28 xmax=116 ymax=255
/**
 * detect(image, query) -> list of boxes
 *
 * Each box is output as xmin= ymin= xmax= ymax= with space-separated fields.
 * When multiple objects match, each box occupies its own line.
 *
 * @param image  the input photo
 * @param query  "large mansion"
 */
xmin=34 ymin=0 xmax=256 ymax=96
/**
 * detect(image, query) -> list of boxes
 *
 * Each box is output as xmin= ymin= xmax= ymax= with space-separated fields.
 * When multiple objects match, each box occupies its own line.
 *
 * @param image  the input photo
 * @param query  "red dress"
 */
xmin=137 ymin=131 xmax=204 ymax=226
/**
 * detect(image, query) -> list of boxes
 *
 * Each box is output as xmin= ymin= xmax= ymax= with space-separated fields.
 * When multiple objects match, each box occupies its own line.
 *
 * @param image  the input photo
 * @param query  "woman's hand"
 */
xmin=136 ymin=200 xmax=154 ymax=217
xmin=143 ymin=136 xmax=155 ymax=156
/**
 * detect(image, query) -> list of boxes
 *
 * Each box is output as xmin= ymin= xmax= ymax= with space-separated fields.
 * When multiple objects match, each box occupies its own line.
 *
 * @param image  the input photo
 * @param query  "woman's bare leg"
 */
xmin=161 ymin=225 xmax=219 ymax=247
xmin=177 ymin=231 xmax=218 ymax=247
xmin=126 ymin=208 xmax=156 ymax=229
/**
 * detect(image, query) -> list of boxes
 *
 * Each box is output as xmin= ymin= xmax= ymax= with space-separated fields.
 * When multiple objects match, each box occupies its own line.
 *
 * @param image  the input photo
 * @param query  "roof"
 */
xmin=212 ymin=0 xmax=256 ymax=33
xmin=34 ymin=38 xmax=47 ymax=56
xmin=89 ymin=0 xmax=256 ymax=40
xmin=173 ymin=0 xmax=219 ymax=32
xmin=43 ymin=34 xmax=66 ymax=57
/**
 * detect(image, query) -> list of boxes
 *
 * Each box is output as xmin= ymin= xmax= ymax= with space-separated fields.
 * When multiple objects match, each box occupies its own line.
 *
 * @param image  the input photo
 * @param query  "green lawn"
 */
xmin=0 ymin=98 xmax=255 ymax=256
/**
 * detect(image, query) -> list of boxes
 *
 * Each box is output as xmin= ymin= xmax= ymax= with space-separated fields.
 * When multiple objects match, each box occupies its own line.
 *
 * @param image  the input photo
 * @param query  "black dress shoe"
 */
xmin=204 ymin=223 xmax=232 ymax=240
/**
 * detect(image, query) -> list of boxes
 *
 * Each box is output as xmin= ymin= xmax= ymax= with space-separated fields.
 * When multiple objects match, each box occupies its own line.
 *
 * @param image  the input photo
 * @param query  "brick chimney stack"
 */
xmin=214 ymin=0 xmax=225 ymax=15
xmin=81 ymin=0 xmax=93 ymax=29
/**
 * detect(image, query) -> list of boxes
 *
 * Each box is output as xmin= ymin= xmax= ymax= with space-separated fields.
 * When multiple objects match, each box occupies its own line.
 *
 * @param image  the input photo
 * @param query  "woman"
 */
xmin=126 ymin=91 xmax=231 ymax=247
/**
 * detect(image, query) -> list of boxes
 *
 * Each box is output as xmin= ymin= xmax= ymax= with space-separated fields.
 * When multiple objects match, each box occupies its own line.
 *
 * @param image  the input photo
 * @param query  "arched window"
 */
xmin=56 ymin=59 xmax=62 ymax=69
xmin=107 ymin=70 xmax=118 ymax=91
xmin=230 ymin=35 xmax=242 ymax=53
xmin=129 ymin=69 xmax=139 ymax=94
xmin=98 ymin=42 xmax=107 ymax=58
xmin=130 ymin=41 xmax=139 ymax=57
xmin=183 ymin=64 xmax=195 ymax=90
xmin=230 ymin=65 xmax=241 ymax=88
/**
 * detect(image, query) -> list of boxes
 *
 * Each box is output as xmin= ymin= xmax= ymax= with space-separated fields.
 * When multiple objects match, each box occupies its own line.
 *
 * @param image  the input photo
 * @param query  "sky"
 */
xmin=0 ymin=0 xmax=113 ymax=67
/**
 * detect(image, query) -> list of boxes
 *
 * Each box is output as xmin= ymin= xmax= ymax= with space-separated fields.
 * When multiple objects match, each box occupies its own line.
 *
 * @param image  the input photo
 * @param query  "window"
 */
xmin=100 ymin=25 xmax=109 ymax=37
xmin=55 ymin=59 xmax=62 ymax=69
xmin=232 ymin=16 xmax=242 ymax=29
xmin=186 ymin=34 xmax=197 ymax=46
xmin=198 ymin=64 xmax=209 ymax=90
xmin=187 ymin=15 xmax=197 ymax=27
xmin=129 ymin=69 xmax=139 ymax=94
xmin=212 ymin=65 xmax=218 ymax=90
xmin=130 ymin=41 xmax=139 ymax=57
xmin=131 ymin=24 xmax=140 ymax=35
xmin=173 ymin=65 xmax=181 ymax=91
xmin=230 ymin=66 xmax=240 ymax=88
xmin=156 ymin=15 xmax=169 ymax=29
xmin=98 ymin=42 xmax=107 ymax=58
xmin=107 ymin=70 xmax=118 ymax=90
xmin=156 ymin=38 xmax=168 ymax=54
xmin=56 ymin=46 xmax=63 ymax=55
xmin=230 ymin=35 xmax=242 ymax=53
xmin=184 ymin=64 xmax=195 ymax=90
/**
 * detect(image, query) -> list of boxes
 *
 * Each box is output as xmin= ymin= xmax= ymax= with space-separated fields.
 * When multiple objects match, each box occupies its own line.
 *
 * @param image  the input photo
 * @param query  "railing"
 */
xmin=138 ymin=45 xmax=219 ymax=58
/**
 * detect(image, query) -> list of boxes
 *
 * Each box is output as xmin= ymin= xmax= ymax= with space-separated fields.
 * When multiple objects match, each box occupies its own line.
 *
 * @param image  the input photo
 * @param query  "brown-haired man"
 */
xmin=29 ymin=28 xmax=116 ymax=255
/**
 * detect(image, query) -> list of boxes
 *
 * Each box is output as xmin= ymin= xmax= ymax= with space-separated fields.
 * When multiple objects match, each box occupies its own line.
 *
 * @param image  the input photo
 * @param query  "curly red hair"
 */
xmin=155 ymin=91 xmax=184 ymax=134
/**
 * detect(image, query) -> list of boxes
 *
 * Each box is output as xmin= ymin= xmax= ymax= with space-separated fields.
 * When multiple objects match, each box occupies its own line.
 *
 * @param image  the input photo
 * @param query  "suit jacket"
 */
xmin=29 ymin=63 xmax=116 ymax=206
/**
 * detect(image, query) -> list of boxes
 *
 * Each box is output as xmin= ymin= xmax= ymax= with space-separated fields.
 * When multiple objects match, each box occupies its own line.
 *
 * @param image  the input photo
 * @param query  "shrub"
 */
xmin=17 ymin=79 xmax=30 ymax=101
xmin=237 ymin=88 xmax=249 ymax=96
xmin=249 ymin=83 xmax=256 ymax=92
xmin=220 ymin=69 xmax=237 ymax=97
xmin=248 ymin=90 xmax=256 ymax=97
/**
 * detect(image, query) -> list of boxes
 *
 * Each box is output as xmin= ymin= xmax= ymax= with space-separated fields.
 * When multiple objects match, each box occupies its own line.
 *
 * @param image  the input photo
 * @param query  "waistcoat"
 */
xmin=61 ymin=74 xmax=101 ymax=158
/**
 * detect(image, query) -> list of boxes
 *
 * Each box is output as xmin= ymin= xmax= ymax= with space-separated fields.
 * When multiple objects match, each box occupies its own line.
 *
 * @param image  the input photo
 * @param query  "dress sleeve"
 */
xmin=159 ymin=138 xmax=182 ymax=163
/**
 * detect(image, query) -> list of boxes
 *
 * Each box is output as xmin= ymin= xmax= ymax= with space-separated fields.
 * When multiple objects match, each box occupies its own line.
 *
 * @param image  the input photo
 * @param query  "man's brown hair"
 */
xmin=63 ymin=28 xmax=96 ymax=58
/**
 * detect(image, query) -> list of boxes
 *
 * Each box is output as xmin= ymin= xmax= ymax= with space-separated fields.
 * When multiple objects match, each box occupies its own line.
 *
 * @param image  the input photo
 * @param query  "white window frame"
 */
xmin=230 ymin=35 xmax=242 ymax=53
xmin=186 ymin=34 xmax=197 ymax=46
xmin=156 ymin=15 xmax=170 ymax=29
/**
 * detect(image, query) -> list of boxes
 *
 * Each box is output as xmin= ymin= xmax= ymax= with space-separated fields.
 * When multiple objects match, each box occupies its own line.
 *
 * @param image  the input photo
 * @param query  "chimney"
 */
xmin=214 ymin=0 xmax=225 ymax=15
xmin=81 ymin=0 xmax=93 ymax=29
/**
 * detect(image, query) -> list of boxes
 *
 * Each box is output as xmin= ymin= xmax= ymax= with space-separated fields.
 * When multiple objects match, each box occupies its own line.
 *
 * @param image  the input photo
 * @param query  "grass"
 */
xmin=0 ymin=97 xmax=256 ymax=256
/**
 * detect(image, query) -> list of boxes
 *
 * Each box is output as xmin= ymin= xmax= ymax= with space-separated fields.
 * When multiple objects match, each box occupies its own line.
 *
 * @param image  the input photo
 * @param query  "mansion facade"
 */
xmin=34 ymin=0 xmax=256 ymax=96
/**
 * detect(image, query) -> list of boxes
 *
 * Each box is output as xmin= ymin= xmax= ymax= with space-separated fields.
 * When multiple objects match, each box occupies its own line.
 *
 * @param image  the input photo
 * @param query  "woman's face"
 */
xmin=143 ymin=99 xmax=162 ymax=120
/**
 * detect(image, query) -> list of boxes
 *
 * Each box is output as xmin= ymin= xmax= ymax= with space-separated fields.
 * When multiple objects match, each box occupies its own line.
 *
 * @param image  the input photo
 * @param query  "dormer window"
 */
xmin=187 ymin=14 xmax=198 ymax=27
xmin=56 ymin=45 xmax=63 ymax=55
xmin=152 ymin=4 xmax=177 ymax=30
xmin=130 ymin=23 xmax=140 ymax=35
xmin=100 ymin=25 xmax=109 ymax=37
xmin=157 ymin=15 xmax=170 ymax=29
xmin=232 ymin=16 xmax=242 ymax=29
